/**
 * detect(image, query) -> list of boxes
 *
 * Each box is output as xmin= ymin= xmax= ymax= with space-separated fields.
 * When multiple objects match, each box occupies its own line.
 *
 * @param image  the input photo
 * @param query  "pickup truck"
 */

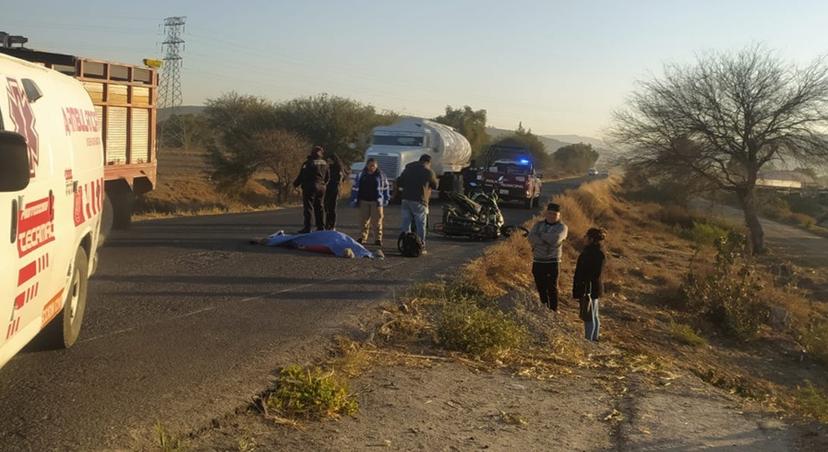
xmin=480 ymin=159 xmax=542 ymax=209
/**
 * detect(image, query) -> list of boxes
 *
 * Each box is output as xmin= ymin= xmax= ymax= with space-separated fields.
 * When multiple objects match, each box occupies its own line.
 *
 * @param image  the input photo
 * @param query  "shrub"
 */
xmin=681 ymin=232 xmax=770 ymax=339
xmin=788 ymin=212 xmax=817 ymax=228
xmin=658 ymin=205 xmax=696 ymax=229
xmin=266 ymin=365 xmax=358 ymax=420
xmin=796 ymin=382 xmax=828 ymax=423
xmin=682 ymin=221 xmax=731 ymax=246
xmin=437 ymin=297 xmax=527 ymax=359
xmin=669 ymin=321 xmax=707 ymax=347
xmin=802 ymin=322 xmax=828 ymax=366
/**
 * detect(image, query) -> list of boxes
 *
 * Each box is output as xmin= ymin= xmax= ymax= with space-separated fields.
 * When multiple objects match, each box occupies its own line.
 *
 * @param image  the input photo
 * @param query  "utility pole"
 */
xmin=159 ymin=16 xmax=186 ymax=111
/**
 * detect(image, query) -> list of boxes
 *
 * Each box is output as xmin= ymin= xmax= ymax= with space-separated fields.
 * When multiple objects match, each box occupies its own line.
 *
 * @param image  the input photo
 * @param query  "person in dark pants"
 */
xmin=324 ymin=154 xmax=346 ymax=230
xmin=527 ymin=203 xmax=568 ymax=312
xmin=292 ymin=146 xmax=330 ymax=233
xmin=397 ymin=155 xmax=439 ymax=254
xmin=573 ymin=228 xmax=607 ymax=342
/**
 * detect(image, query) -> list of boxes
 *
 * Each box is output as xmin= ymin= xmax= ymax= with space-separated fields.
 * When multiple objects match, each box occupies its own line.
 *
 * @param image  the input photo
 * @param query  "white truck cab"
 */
xmin=364 ymin=118 xmax=471 ymax=198
xmin=0 ymin=53 xmax=102 ymax=368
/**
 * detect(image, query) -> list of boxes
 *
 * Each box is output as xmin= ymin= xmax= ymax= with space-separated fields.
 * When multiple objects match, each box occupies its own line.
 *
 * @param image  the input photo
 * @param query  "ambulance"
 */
xmin=0 ymin=53 xmax=102 ymax=368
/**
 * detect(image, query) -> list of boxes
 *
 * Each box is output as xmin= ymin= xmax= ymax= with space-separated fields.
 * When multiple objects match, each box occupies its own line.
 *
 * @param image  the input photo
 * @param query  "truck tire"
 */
xmin=524 ymin=197 xmax=533 ymax=209
xmin=99 ymin=195 xmax=114 ymax=248
xmin=110 ymin=189 xmax=134 ymax=229
xmin=39 ymin=246 xmax=89 ymax=349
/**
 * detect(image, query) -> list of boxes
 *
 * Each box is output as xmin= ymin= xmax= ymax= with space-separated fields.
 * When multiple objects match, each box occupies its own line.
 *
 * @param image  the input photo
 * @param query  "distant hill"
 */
xmin=486 ymin=127 xmax=571 ymax=154
xmin=486 ymin=127 xmax=626 ymax=165
xmin=158 ymin=105 xmax=206 ymax=122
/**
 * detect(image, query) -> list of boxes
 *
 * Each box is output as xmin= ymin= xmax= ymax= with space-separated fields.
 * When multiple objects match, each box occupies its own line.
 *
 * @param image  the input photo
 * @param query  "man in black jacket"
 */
xmin=573 ymin=227 xmax=607 ymax=342
xmin=293 ymin=146 xmax=330 ymax=233
xmin=324 ymin=154 xmax=346 ymax=230
xmin=397 ymin=154 xmax=439 ymax=253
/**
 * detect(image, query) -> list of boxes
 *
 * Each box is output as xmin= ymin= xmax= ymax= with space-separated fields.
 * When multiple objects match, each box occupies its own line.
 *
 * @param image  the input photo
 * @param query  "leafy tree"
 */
xmin=254 ymin=129 xmax=311 ymax=202
xmin=552 ymin=143 xmax=600 ymax=174
xmin=204 ymin=93 xmax=279 ymax=189
xmin=491 ymin=122 xmax=550 ymax=168
xmin=273 ymin=94 xmax=396 ymax=163
xmin=613 ymin=46 xmax=828 ymax=253
xmin=159 ymin=113 xmax=211 ymax=149
xmin=434 ymin=105 xmax=489 ymax=156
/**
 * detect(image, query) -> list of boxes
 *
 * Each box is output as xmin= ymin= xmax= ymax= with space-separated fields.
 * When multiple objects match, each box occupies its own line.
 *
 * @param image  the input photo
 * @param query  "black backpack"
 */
xmin=398 ymin=232 xmax=424 ymax=257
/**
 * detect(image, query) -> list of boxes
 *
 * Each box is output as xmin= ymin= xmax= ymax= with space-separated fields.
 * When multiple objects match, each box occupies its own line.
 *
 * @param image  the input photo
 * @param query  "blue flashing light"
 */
xmin=518 ymin=159 xmax=530 ymax=165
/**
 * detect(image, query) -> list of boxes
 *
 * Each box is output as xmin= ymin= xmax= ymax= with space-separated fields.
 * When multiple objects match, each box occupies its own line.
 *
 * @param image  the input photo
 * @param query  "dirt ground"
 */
xmin=177 ymin=183 xmax=828 ymax=451
xmin=188 ymin=349 xmax=800 ymax=451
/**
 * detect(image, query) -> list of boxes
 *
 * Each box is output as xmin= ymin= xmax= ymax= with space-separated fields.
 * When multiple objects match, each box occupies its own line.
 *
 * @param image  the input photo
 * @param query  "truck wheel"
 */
xmin=39 ymin=246 xmax=89 ymax=349
xmin=524 ymin=197 xmax=532 ymax=209
xmin=110 ymin=189 xmax=134 ymax=229
xmin=99 ymin=195 xmax=114 ymax=248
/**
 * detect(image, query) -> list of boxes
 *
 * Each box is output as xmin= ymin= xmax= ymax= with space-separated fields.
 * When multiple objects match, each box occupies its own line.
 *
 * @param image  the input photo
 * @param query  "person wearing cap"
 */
xmin=573 ymin=227 xmax=607 ymax=342
xmin=527 ymin=203 xmax=568 ymax=312
xmin=293 ymin=146 xmax=330 ymax=233
xmin=396 ymin=154 xmax=439 ymax=253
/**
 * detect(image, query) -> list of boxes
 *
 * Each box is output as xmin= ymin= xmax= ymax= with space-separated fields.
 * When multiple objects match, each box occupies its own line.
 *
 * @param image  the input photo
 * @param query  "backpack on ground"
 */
xmin=398 ymin=232 xmax=424 ymax=257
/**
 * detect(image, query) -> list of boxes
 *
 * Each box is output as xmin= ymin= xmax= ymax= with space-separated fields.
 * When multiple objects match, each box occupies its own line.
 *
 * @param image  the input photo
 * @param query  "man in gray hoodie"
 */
xmin=527 ymin=203 xmax=568 ymax=311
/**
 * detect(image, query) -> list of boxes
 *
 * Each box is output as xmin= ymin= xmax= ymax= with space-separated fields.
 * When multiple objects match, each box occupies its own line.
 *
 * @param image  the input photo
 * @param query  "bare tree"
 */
xmin=613 ymin=46 xmax=828 ymax=253
xmin=253 ymin=129 xmax=311 ymax=203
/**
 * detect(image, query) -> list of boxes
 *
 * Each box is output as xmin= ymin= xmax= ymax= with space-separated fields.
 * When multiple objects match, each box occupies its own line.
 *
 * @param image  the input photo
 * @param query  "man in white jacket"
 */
xmin=527 ymin=203 xmax=568 ymax=312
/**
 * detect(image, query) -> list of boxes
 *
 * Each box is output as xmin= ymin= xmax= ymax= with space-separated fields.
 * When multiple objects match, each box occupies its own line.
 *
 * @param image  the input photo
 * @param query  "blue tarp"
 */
xmin=262 ymin=230 xmax=374 ymax=258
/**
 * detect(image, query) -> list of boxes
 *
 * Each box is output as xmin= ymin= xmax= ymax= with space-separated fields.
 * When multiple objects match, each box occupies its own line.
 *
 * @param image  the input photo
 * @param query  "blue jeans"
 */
xmin=584 ymin=298 xmax=600 ymax=341
xmin=400 ymin=200 xmax=428 ymax=245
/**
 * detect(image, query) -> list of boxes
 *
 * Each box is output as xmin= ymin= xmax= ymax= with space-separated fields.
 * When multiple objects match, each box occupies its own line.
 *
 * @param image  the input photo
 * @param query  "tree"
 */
xmin=612 ymin=46 xmax=828 ymax=253
xmin=552 ymin=143 xmax=600 ymax=174
xmin=273 ymin=94 xmax=396 ymax=163
xmin=434 ymin=105 xmax=489 ymax=156
xmin=159 ymin=113 xmax=211 ymax=149
xmin=492 ymin=122 xmax=550 ymax=168
xmin=254 ymin=129 xmax=311 ymax=202
xmin=204 ymin=93 xmax=279 ymax=189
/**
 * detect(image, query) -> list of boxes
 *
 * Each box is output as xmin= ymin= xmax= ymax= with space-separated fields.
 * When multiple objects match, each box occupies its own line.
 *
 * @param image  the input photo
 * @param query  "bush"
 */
xmin=266 ymin=365 xmax=358 ymax=420
xmin=437 ymin=297 xmax=527 ymax=359
xmin=669 ymin=321 xmax=707 ymax=347
xmin=658 ymin=205 xmax=696 ymax=229
xmin=797 ymin=382 xmax=828 ymax=423
xmin=788 ymin=212 xmax=817 ymax=228
xmin=682 ymin=221 xmax=731 ymax=246
xmin=681 ymin=232 xmax=770 ymax=339
xmin=802 ymin=322 xmax=828 ymax=366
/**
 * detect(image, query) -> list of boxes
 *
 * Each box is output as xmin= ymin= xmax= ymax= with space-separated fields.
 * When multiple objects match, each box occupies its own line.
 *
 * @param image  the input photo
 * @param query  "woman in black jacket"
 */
xmin=573 ymin=228 xmax=607 ymax=342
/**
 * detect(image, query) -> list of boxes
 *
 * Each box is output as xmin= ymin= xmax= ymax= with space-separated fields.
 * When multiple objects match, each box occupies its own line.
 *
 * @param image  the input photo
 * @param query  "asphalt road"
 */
xmin=0 ymin=177 xmax=588 ymax=450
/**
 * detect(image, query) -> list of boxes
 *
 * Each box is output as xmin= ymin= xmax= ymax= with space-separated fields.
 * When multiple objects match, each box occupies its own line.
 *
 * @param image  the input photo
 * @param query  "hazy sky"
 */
xmin=5 ymin=0 xmax=828 ymax=136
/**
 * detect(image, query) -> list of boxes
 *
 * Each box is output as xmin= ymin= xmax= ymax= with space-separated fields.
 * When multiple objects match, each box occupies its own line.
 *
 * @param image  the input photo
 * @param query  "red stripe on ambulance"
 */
xmin=17 ymin=197 xmax=55 ymax=258
xmin=17 ymin=261 xmax=36 ymax=286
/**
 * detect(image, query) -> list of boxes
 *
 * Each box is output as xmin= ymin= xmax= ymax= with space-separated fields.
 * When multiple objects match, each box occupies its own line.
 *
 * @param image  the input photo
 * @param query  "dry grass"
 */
xmin=669 ymin=321 xmax=707 ymax=347
xmin=460 ymin=235 xmax=533 ymax=298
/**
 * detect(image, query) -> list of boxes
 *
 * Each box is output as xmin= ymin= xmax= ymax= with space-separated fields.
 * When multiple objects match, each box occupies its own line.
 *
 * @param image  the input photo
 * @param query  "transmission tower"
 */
xmin=159 ymin=16 xmax=186 ymax=111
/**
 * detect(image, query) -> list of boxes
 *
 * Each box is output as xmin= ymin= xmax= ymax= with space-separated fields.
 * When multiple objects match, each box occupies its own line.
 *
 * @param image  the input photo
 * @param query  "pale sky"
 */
xmin=5 ymin=0 xmax=828 ymax=136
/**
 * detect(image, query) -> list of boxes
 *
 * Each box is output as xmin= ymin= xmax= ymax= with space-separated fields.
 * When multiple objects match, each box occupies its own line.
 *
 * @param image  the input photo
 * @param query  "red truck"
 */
xmin=0 ymin=45 xmax=158 ymax=234
xmin=480 ymin=158 xmax=543 ymax=209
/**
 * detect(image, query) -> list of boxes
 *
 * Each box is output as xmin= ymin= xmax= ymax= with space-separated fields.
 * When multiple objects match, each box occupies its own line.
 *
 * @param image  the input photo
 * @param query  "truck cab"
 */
xmin=0 ymin=54 xmax=102 ymax=368
xmin=481 ymin=158 xmax=542 ymax=209
xmin=363 ymin=117 xmax=471 ymax=199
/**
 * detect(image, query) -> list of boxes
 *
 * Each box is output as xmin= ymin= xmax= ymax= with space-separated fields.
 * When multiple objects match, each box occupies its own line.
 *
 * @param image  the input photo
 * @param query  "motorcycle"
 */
xmin=436 ymin=177 xmax=527 ymax=240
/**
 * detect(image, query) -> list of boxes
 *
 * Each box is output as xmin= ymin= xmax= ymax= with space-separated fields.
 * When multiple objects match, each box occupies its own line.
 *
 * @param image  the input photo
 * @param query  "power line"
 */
xmin=159 ymin=16 xmax=186 ymax=111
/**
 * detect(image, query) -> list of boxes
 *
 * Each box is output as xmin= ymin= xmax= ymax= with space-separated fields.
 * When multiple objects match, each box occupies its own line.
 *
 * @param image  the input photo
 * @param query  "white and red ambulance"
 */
xmin=0 ymin=53 xmax=102 ymax=368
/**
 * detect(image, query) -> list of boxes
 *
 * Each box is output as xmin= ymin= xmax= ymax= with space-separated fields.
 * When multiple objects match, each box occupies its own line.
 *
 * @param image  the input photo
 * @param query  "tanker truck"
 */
xmin=364 ymin=117 xmax=471 ymax=199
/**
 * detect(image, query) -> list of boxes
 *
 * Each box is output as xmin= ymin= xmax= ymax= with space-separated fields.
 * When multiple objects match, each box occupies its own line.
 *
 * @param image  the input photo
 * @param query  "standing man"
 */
xmin=324 ymin=154 xmax=346 ymax=230
xmin=397 ymin=154 xmax=438 ymax=254
xmin=293 ymin=146 xmax=330 ymax=233
xmin=527 ymin=203 xmax=568 ymax=312
xmin=350 ymin=158 xmax=390 ymax=247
